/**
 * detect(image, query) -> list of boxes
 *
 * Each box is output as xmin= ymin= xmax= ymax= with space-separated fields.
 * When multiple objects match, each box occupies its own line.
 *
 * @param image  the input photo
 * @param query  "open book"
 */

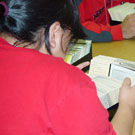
xmin=108 ymin=2 xmax=135 ymax=22
xmin=64 ymin=39 xmax=92 ymax=64
xmin=88 ymin=75 xmax=122 ymax=109
xmin=88 ymin=55 xmax=135 ymax=108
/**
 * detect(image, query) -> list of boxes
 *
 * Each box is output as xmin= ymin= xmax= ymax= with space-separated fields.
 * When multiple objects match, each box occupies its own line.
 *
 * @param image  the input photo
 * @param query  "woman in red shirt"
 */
xmin=0 ymin=0 xmax=135 ymax=135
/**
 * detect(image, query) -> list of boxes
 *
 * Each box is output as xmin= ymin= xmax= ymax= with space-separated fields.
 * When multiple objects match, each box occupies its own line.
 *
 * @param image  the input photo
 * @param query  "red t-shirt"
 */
xmin=0 ymin=38 xmax=116 ymax=135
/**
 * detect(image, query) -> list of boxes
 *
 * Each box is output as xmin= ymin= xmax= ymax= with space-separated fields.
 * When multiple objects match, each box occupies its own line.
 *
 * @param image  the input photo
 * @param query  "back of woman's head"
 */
xmin=0 ymin=0 xmax=85 ymax=52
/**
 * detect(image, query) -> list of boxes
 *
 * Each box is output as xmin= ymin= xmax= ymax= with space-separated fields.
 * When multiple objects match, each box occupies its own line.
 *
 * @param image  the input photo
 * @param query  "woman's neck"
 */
xmin=0 ymin=32 xmax=18 ymax=46
xmin=0 ymin=32 xmax=36 ymax=48
xmin=0 ymin=32 xmax=49 ymax=55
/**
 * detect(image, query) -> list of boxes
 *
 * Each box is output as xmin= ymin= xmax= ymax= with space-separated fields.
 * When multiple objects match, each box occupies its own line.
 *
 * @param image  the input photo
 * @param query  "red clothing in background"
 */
xmin=77 ymin=0 xmax=135 ymax=41
xmin=0 ymin=38 xmax=116 ymax=135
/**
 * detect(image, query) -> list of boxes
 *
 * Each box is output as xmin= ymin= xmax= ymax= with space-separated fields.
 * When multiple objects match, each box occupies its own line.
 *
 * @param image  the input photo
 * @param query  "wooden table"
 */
xmin=92 ymin=39 xmax=135 ymax=61
xmin=92 ymin=39 xmax=135 ymax=135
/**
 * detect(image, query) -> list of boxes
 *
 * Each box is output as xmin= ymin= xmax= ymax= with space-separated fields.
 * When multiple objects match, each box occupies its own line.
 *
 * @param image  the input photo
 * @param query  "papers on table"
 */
xmin=108 ymin=2 xmax=135 ymax=22
xmin=88 ymin=75 xmax=122 ymax=109
xmin=64 ymin=39 xmax=92 ymax=64
xmin=88 ymin=55 xmax=135 ymax=108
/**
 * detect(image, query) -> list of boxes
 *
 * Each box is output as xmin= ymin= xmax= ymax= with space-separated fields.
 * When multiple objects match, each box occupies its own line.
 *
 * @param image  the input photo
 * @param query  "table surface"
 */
xmin=92 ymin=39 xmax=135 ymax=135
xmin=92 ymin=39 xmax=135 ymax=61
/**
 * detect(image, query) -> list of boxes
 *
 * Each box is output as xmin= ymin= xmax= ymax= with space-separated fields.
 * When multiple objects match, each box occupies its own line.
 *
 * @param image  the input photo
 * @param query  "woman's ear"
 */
xmin=49 ymin=22 xmax=63 ymax=48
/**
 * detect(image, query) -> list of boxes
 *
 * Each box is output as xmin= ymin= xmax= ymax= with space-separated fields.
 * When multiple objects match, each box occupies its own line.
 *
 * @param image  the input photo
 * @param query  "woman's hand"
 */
xmin=76 ymin=61 xmax=90 ymax=70
xmin=119 ymin=77 xmax=135 ymax=113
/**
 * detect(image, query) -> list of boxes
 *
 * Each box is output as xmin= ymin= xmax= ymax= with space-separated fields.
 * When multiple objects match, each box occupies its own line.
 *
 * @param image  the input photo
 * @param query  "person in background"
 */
xmin=77 ymin=0 xmax=135 ymax=42
xmin=0 ymin=0 xmax=135 ymax=135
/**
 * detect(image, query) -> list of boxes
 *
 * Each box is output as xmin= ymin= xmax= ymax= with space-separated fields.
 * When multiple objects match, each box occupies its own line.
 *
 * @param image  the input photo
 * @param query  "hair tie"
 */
xmin=0 ymin=2 xmax=8 ymax=16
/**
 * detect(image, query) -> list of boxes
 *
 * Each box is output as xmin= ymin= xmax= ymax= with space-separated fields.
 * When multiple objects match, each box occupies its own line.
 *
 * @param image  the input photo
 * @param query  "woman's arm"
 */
xmin=111 ymin=78 xmax=135 ymax=135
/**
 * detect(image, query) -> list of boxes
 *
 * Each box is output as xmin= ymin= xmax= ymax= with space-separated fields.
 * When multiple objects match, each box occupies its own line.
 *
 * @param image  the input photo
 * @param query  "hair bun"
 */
xmin=0 ymin=2 xmax=8 ymax=16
